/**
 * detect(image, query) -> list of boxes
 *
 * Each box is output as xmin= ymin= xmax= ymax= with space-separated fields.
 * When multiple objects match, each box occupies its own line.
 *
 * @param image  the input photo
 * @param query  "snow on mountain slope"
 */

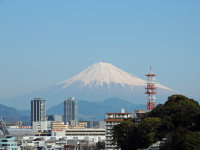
xmin=57 ymin=62 xmax=171 ymax=90
xmin=0 ymin=62 xmax=176 ymax=109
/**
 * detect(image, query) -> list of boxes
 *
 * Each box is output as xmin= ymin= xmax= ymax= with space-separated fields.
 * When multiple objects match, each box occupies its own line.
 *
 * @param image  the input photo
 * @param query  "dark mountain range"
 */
xmin=0 ymin=97 xmax=158 ymax=124
xmin=0 ymin=104 xmax=30 ymax=124
xmin=47 ymin=97 xmax=146 ymax=121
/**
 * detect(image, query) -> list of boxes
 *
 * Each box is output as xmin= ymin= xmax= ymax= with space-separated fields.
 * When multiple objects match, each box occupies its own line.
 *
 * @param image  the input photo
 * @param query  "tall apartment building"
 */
xmin=64 ymin=97 xmax=78 ymax=126
xmin=31 ymin=98 xmax=47 ymax=132
xmin=104 ymin=109 xmax=133 ymax=150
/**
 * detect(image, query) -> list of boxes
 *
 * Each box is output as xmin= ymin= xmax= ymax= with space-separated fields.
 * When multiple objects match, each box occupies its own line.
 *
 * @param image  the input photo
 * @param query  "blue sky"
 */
xmin=0 ymin=0 xmax=200 ymax=100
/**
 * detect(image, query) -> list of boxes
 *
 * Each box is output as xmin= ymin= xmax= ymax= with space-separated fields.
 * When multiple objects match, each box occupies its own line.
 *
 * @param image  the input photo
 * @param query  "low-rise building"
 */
xmin=51 ymin=121 xmax=105 ymax=142
xmin=51 ymin=122 xmax=68 ymax=136
xmin=65 ymin=128 xmax=105 ymax=142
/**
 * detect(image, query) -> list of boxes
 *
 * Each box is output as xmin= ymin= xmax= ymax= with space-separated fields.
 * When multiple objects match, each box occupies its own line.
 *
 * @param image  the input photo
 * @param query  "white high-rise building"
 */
xmin=64 ymin=97 xmax=78 ymax=126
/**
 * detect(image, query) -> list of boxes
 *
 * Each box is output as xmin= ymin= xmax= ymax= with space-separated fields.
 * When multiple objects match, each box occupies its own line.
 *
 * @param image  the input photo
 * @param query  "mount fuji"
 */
xmin=1 ymin=62 xmax=176 ymax=109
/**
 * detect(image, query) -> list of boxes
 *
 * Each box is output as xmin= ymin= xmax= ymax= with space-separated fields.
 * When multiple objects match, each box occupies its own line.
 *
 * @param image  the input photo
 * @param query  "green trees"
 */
xmin=157 ymin=95 xmax=200 ymax=150
xmin=112 ymin=95 xmax=200 ymax=150
xmin=138 ymin=117 xmax=162 ymax=148
xmin=112 ymin=120 xmax=138 ymax=150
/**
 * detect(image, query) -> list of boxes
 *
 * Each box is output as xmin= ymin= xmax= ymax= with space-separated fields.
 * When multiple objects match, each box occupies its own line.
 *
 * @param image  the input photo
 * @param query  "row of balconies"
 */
xmin=105 ymin=134 xmax=112 ymax=137
xmin=106 ymin=137 xmax=113 ymax=140
xmin=106 ymin=122 xmax=120 ymax=125
xmin=106 ymin=114 xmax=133 ymax=119
xmin=106 ymin=126 xmax=114 ymax=129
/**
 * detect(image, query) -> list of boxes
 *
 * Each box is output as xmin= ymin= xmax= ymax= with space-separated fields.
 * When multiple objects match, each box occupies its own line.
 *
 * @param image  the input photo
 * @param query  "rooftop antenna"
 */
xmin=150 ymin=66 xmax=152 ymax=74
xmin=93 ymin=112 xmax=95 ymax=121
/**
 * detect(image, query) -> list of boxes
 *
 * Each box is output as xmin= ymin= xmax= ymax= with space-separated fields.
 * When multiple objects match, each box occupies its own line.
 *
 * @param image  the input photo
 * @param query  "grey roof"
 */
xmin=8 ymin=128 xmax=34 ymax=136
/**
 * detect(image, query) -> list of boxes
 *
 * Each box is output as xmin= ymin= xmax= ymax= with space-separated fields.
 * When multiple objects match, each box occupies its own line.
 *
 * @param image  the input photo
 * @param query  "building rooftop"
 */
xmin=7 ymin=128 xmax=34 ymax=136
xmin=104 ymin=119 xmax=124 ymax=122
xmin=106 ymin=113 xmax=133 ymax=115
xmin=135 ymin=110 xmax=147 ymax=113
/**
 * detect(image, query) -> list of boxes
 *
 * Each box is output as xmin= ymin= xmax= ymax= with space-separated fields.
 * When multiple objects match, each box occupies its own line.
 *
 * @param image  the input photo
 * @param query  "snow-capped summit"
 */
xmin=57 ymin=62 xmax=170 ymax=90
xmin=1 ymin=62 xmax=176 ymax=109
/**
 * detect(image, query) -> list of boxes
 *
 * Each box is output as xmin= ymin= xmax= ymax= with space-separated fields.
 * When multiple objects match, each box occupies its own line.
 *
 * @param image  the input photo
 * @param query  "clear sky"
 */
xmin=0 ymin=0 xmax=200 ymax=101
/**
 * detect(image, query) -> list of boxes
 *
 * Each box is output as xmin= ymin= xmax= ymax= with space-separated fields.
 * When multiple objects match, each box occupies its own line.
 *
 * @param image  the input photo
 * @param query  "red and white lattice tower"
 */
xmin=145 ymin=66 xmax=157 ymax=111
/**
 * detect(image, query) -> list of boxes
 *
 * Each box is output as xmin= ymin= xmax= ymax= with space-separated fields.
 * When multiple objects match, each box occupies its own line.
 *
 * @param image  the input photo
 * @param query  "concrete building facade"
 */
xmin=31 ymin=98 xmax=47 ymax=132
xmin=64 ymin=97 xmax=78 ymax=126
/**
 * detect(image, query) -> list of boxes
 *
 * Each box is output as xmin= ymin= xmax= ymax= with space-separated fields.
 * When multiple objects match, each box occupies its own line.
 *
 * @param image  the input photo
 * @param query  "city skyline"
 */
xmin=0 ymin=1 xmax=200 ymax=101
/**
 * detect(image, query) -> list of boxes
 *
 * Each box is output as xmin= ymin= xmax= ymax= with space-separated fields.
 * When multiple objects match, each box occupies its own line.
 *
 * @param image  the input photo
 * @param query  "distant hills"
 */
xmin=47 ymin=97 xmax=146 ymax=121
xmin=0 ymin=97 xmax=162 ymax=123
xmin=0 ymin=104 xmax=30 ymax=124
xmin=0 ymin=97 xmax=146 ymax=124
xmin=0 ymin=62 xmax=176 ymax=109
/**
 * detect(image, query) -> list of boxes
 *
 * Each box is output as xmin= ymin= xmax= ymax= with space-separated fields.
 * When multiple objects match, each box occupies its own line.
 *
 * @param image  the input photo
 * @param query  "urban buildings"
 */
xmin=51 ymin=121 xmax=105 ymax=140
xmin=104 ymin=109 xmax=133 ymax=150
xmin=64 ymin=97 xmax=78 ymax=126
xmin=0 ymin=136 xmax=18 ymax=150
xmin=21 ymin=134 xmax=105 ymax=149
xmin=31 ymin=98 xmax=47 ymax=132
xmin=47 ymin=115 xmax=63 ymax=130
xmin=80 ymin=121 xmax=105 ymax=129
xmin=47 ymin=115 xmax=63 ymax=122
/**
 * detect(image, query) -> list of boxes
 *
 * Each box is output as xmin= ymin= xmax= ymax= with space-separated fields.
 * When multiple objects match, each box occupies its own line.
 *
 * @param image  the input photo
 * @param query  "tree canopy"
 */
xmin=112 ymin=95 xmax=200 ymax=150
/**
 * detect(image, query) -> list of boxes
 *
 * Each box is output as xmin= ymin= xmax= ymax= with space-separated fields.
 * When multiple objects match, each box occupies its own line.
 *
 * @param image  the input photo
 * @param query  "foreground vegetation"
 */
xmin=113 ymin=95 xmax=200 ymax=150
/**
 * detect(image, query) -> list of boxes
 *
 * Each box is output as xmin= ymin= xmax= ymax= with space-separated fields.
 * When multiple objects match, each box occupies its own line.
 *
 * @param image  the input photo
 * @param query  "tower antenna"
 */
xmin=145 ymin=66 xmax=157 ymax=111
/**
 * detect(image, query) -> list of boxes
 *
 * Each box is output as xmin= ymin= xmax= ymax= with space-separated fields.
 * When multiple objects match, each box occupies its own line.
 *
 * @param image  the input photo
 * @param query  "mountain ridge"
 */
xmin=57 ymin=62 xmax=171 ymax=90
xmin=0 ymin=103 xmax=30 ymax=124
xmin=0 ymin=62 xmax=176 ymax=109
